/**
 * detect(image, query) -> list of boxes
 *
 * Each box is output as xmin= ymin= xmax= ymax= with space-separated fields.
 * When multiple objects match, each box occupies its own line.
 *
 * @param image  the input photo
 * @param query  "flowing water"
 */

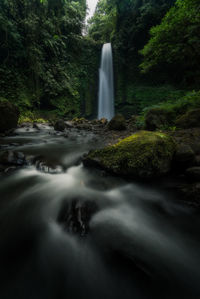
xmin=0 ymin=125 xmax=200 ymax=299
xmin=98 ymin=43 xmax=114 ymax=120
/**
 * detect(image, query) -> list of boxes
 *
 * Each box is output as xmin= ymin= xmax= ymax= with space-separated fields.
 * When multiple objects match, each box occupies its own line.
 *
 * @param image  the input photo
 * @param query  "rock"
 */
xmin=173 ymin=144 xmax=195 ymax=168
xmin=99 ymin=118 xmax=108 ymax=125
xmin=175 ymin=109 xmax=200 ymax=129
xmin=33 ymin=156 xmax=63 ymax=174
xmin=83 ymin=131 xmax=176 ymax=179
xmin=195 ymin=155 xmax=200 ymax=166
xmin=108 ymin=114 xmax=126 ymax=130
xmin=65 ymin=121 xmax=73 ymax=128
xmin=0 ymin=151 xmax=26 ymax=166
xmin=57 ymin=198 xmax=98 ymax=236
xmin=144 ymin=108 xmax=174 ymax=131
xmin=0 ymin=100 xmax=19 ymax=133
xmin=54 ymin=119 xmax=65 ymax=131
xmin=185 ymin=167 xmax=200 ymax=181
xmin=176 ymin=182 xmax=200 ymax=205
xmin=33 ymin=122 xmax=40 ymax=130
xmin=76 ymin=124 xmax=91 ymax=130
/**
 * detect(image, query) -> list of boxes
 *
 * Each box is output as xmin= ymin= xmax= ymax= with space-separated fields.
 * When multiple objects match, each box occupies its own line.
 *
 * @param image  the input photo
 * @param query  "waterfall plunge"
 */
xmin=98 ymin=43 xmax=114 ymax=121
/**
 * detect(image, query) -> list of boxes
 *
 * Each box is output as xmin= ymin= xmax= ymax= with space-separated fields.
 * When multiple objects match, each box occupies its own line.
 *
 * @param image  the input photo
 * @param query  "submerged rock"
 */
xmin=0 ymin=100 xmax=19 ymax=133
xmin=0 ymin=150 xmax=26 ymax=166
xmin=57 ymin=198 xmax=98 ymax=236
xmin=83 ymin=131 xmax=176 ymax=179
xmin=33 ymin=122 xmax=40 ymax=130
xmin=108 ymin=114 xmax=126 ymax=130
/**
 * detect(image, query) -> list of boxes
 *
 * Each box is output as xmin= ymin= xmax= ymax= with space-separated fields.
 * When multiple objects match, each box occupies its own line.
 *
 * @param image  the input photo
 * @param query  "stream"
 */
xmin=0 ymin=124 xmax=200 ymax=299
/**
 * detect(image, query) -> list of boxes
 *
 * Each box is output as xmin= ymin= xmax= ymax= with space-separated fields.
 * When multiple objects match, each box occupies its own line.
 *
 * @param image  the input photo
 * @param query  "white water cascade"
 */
xmin=98 ymin=43 xmax=114 ymax=120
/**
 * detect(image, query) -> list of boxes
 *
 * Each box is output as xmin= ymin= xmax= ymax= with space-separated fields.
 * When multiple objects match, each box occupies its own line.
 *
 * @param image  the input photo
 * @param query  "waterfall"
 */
xmin=98 ymin=43 xmax=114 ymax=120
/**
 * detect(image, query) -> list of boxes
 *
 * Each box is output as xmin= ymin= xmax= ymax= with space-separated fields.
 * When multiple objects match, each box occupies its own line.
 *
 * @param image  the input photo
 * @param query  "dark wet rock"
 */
xmin=108 ymin=114 xmax=126 ymax=130
xmin=4 ymin=166 xmax=17 ymax=173
xmin=195 ymin=155 xmax=200 ymax=166
xmin=64 ymin=133 xmax=69 ymax=138
xmin=9 ymin=143 xmax=19 ymax=147
xmin=0 ymin=101 xmax=19 ymax=133
xmin=144 ymin=108 xmax=174 ymax=131
xmin=76 ymin=124 xmax=91 ymax=130
xmin=33 ymin=122 xmax=40 ymax=130
xmin=19 ymin=122 xmax=32 ymax=128
xmin=65 ymin=121 xmax=73 ymax=128
xmin=176 ymin=182 xmax=200 ymax=205
xmin=33 ymin=156 xmax=63 ymax=174
xmin=185 ymin=167 xmax=200 ymax=181
xmin=0 ymin=150 xmax=26 ymax=166
xmin=83 ymin=131 xmax=176 ymax=179
xmin=57 ymin=198 xmax=98 ymax=236
xmin=54 ymin=119 xmax=65 ymax=131
xmin=175 ymin=109 xmax=200 ymax=129
xmin=173 ymin=144 xmax=195 ymax=168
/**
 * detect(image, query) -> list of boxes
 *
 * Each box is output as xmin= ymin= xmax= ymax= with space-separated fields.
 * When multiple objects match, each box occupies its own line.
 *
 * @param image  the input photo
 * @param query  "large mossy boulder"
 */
xmin=83 ymin=131 xmax=176 ymax=179
xmin=145 ymin=108 xmax=174 ymax=131
xmin=0 ymin=100 xmax=19 ymax=133
xmin=108 ymin=114 xmax=126 ymax=130
xmin=175 ymin=109 xmax=200 ymax=129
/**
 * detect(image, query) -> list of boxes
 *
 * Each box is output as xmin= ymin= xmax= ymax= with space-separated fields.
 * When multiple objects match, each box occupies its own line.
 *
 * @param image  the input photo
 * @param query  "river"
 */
xmin=0 ymin=124 xmax=200 ymax=299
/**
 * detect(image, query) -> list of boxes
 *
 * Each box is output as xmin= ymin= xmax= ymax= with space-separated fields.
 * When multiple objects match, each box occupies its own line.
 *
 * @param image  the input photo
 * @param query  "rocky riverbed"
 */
xmin=1 ymin=119 xmax=200 ymax=299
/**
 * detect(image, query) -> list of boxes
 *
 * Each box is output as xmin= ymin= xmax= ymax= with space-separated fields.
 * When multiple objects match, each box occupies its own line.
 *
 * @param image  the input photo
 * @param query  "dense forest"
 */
xmin=0 ymin=0 xmax=199 ymax=120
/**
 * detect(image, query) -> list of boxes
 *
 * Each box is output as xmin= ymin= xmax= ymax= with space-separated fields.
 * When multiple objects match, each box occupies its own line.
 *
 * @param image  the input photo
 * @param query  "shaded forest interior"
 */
xmin=0 ymin=0 xmax=199 ymax=122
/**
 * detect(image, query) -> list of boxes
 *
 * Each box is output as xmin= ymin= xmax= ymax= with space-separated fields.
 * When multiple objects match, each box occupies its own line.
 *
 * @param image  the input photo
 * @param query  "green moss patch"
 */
xmin=86 ymin=131 xmax=176 ymax=179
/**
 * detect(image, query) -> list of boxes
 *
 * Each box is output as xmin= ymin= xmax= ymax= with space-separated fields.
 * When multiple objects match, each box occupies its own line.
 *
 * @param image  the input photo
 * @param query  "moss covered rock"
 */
xmin=83 ymin=131 xmax=176 ymax=179
xmin=0 ymin=100 xmax=19 ymax=133
xmin=108 ymin=114 xmax=126 ymax=130
xmin=145 ymin=108 xmax=174 ymax=131
xmin=175 ymin=109 xmax=200 ymax=129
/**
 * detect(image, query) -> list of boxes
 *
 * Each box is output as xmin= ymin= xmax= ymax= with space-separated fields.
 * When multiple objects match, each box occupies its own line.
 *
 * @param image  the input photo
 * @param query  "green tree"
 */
xmin=0 ymin=0 xmax=90 ymax=116
xmin=140 ymin=0 xmax=200 ymax=85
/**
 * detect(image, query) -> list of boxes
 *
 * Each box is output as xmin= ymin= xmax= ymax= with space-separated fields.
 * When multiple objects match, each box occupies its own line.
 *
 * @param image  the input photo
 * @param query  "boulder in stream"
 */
xmin=0 ymin=150 xmax=27 ymax=167
xmin=54 ymin=119 xmax=65 ymax=131
xmin=83 ymin=131 xmax=176 ymax=179
xmin=57 ymin=198 xmax=98 ymax=236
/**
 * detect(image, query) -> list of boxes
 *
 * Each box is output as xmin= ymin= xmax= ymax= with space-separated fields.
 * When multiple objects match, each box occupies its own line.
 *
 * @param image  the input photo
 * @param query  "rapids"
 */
xmin=0 ymin=124 xmax=200 ymax=299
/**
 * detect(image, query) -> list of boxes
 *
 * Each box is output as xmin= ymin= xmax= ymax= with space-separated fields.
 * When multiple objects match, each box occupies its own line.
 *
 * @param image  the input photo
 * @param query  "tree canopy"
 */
xmin=140 ymin=0 xmax=200 ymax=85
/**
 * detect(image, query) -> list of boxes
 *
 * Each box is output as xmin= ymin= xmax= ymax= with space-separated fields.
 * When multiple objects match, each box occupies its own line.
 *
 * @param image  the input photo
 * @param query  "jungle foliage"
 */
xmin=0 ymin=0 xmax=199 ymax=119
xmin=89 ymin=0 xmax=200 ymax=115
xmin=140 ymin=0 xmax=200 ymax=86
xmin=0 ymin=0 xmax=99 ymax=118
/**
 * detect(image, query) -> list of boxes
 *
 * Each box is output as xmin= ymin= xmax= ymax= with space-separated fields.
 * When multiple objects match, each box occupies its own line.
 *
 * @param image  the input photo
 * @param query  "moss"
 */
xmin=18 ymin=111 xmax=48 ymax=124
xmin=72 ymin=117 xmax=87 ymax=123
xmin=87 ymin=131 xmax=176 ymax=179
